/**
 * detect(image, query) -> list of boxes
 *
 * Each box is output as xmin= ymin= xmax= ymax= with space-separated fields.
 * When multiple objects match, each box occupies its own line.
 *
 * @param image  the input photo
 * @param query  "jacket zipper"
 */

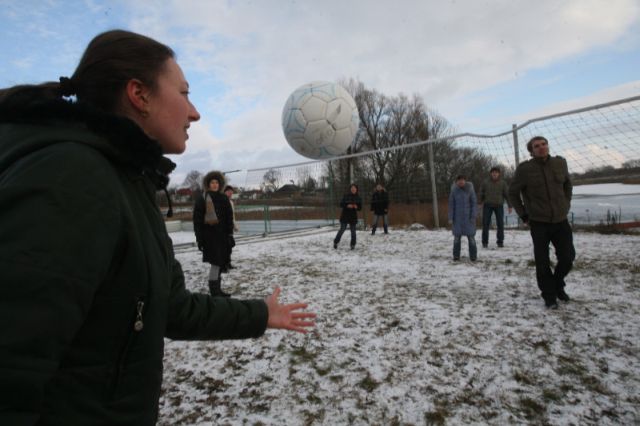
xmin=109 ymin=297 xmax=145 ymax=398
xmin=540 ymin=162 xmax=554 ymax=221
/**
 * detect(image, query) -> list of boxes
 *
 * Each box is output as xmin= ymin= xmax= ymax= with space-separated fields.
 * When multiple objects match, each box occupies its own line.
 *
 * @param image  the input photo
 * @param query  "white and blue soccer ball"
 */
xmin=281 ymin=81 xmax=359 ymax=160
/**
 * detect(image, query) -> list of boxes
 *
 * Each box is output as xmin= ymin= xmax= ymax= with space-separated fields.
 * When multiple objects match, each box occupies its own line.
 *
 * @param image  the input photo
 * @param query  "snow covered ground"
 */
xmin=159 ymin=228 xmax=640 ymax=425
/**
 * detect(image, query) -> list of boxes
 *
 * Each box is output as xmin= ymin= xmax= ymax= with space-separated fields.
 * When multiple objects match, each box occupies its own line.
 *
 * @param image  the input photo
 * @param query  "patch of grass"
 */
xmin=542 ymin=388 xmax=562 ymax=402
xmin=504 ymin=258 xmax=513 ymax=264
xmin=581 ymin=375 xmax=612 ymax=395
xmin=513 ymin=369 xmax=536 ymax=385
xmin=518 ymin=397 xmax=547 ymax=422
xmin=556 ymin=355 xmax=588 ymax=377
xmin=290 ymin=345 xmax=316 ymax=363
xmin=559 ymin=383 xmax=575 ymax=393
xmin=314 ymin=364 xmax=331 ymax=376
xmin=531 ymin=339 xmax=550 ymax=353
xmin=306 ymin=393 xmax=322 ymax=404
xmin=328 ymin=374 xmax=343 ymax=383
xmin=424 ymin=408 xmax=448 ymax=425
xmin=301 ymin=409 xmax=325 ymax=426
xmin=527 ymin=260 xmax=536 ymax=267
xmin=358 ymin=372 xmax=380 ymax=392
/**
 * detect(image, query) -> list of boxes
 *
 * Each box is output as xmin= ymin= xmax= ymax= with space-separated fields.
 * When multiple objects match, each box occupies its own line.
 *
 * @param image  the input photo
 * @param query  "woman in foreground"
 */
xmin=0 ymin=29 xmax=315 ymax=425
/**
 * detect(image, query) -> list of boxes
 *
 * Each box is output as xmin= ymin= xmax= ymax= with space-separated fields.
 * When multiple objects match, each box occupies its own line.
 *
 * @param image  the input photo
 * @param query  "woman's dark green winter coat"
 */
xmin=0 ymin=100 xmax=268 ymax=426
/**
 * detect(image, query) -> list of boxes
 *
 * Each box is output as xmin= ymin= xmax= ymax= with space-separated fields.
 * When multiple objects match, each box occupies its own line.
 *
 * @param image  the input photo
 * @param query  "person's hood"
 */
xmin=450 ymin=181 xmax=474 ymax=192
xmin=0 ymin=99 xmax=175 ymax=190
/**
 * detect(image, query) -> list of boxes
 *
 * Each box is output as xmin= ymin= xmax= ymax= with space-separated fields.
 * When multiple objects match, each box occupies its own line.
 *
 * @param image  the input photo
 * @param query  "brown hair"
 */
xmin=0 ymin=30 xmax=174 ymax=113
xmin=526 ymin=136 xmax=548 ymax=154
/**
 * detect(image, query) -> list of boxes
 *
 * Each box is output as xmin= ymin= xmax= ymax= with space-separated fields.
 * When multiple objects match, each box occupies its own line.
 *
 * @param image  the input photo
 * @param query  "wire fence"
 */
xmin=230 ymin=95 xmax=640 ymax=236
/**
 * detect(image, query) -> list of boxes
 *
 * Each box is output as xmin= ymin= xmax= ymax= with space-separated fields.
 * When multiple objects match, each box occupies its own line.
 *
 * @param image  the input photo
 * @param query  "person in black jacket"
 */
xmin=370 ymin=183 xmax=389 ymax=234
xmin=193 ymin=171 xmax=234 ymax=297
xmin=0 ymin=29 xmax=315 ymax=426
xmin=334 ymin=183 xmax=362 ymax=249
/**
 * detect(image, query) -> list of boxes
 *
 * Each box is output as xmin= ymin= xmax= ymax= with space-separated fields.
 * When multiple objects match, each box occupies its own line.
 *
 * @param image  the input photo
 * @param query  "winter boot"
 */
xmin=371 ymin=226 xmax=376 ymax=235
xmin=557 ymin=288 xmax=570 ymax=302
xmin=383 ymin=224 xmax=388 ymax=234
xmin=208 ymin=279 xmax=230 ymax=298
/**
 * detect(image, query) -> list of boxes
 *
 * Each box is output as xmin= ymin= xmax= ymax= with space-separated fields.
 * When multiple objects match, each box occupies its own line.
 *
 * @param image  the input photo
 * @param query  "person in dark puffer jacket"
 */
xmin=0 ymin=29 xmax=315 ymax=426
xmin=333 ymin=183 xmax=362 ymax=250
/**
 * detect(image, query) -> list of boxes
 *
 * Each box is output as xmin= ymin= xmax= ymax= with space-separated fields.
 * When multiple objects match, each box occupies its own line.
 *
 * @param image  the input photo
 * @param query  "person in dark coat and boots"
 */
xmin=448 ymin=175 xmax=478 ymax=261
xmin=0 ymin=29 xmax=316 ymax=426
xmin=508 ymin=136 xmax=575 ymax=309
xmin=193 ymin=171 xmax=234 ymax=297
xmin=370 ymin=183 xmax=389 ymax=235
xmin=223 ymin=185 xmax=238 ymax=271
xmin=334 ymin=183 xmax=362 ymax=249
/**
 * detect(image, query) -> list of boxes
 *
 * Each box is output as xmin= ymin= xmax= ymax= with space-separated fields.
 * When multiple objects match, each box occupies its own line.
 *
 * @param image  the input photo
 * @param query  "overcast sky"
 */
xmin=1 ymin=0 xmax=639 ymax=185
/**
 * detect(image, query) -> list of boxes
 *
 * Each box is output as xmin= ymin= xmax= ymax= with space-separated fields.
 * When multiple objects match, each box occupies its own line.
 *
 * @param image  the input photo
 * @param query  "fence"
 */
xmin=224 ymin=95 xmax=640 ymax=236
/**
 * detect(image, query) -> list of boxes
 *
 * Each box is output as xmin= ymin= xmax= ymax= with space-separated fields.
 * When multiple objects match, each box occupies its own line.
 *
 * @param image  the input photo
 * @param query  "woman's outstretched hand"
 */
xmin=265 ymin=287 xmax=316 ymax=333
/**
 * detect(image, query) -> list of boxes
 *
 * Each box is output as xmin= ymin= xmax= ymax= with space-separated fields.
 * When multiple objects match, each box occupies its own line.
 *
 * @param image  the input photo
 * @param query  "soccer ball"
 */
xmin=281 ymin=81 xmax=359 ymax=160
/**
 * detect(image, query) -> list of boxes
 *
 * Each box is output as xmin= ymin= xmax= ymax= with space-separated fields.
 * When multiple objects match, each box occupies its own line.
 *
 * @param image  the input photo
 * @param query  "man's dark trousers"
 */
xmin=482 ymin=204 xmax=504 ymax=246
xmin=529 ymin=219 xmax=576 ymax=302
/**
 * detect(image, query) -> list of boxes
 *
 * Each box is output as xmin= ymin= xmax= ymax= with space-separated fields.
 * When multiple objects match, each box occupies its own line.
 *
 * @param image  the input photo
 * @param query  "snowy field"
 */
xmin=159 ymin=228 xmax=639 ymax=425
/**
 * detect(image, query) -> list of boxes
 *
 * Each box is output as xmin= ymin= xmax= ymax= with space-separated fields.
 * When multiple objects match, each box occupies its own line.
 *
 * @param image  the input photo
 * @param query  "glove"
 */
xmin=228 ymin=235 xmax=236 ymax=248
xmin=520 ymin=214 xmax=529 ymax=224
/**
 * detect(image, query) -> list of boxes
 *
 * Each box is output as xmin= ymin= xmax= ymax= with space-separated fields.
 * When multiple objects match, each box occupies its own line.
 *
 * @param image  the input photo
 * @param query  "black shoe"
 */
xmin=470 ymin=258 xmax=477 ymax=262
xmin=545 ymin=300 xmax=559 ymax=309
xmin=557 ymin=289 xmax=570 ymax=302
xmin=453 ymin=257 xmax=460 ymax=261
xmin=482 ymin=244 xmax=488 ymax=248
xmin=350 ymin=245 xmax=355 ymax=250
xmin=333 ymin=242 xmax=338 ymax=249
xmin=497 ymin=242 xmax=504 ymax=248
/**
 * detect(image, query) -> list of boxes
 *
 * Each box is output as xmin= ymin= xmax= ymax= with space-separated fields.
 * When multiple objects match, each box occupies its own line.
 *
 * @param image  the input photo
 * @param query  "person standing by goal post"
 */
xmin=479 ymin=166 xmax=512 ymax=248
xmin=508 ymin=136 xmax=575 ymax=309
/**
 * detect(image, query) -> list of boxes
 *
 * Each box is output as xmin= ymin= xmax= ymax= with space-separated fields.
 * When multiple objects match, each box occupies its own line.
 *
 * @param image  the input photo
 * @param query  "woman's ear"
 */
xmin=125 ymin=79 xmax=151 ymax=116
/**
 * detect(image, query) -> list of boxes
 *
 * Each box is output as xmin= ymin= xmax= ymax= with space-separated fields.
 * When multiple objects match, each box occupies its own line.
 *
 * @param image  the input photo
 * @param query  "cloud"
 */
xmin=15 ymin=0 xmax=626 ymax=176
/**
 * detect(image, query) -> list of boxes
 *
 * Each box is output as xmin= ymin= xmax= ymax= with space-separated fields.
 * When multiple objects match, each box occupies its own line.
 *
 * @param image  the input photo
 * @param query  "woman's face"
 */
xmin=209 ymin=179 xmax=220 ymax=192
xmin=350 ymin=185 xmax=357 ymax=194
xmin=143 ymin=58 xmax=201 ymax=154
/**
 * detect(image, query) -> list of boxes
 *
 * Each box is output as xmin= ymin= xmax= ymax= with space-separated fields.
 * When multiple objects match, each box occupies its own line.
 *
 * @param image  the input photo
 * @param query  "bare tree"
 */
xmin=262 ymin=168 xmax=281 ymax=193
xmin=182 ymin=170 xmax=203 ymax=191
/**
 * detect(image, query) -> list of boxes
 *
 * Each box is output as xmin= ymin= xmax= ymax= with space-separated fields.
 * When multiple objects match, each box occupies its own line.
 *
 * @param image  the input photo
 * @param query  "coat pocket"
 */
xmin=107 ymin=297 xmax=145 ymax=399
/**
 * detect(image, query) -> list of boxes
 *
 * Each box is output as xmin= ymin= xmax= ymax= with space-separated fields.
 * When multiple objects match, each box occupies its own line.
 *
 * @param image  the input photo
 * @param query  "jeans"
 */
xmin=453 ymin=235 xmax=477 ymax=260
xmin=335 ymin=222 xmax=356 ymax=247
xmin=371 ymin=214 xmax=388 ymax=234
xmin=529 ymin=220 xmax=576 ymax=302
xmin=482 ymin=204 xmax=504 ymax=245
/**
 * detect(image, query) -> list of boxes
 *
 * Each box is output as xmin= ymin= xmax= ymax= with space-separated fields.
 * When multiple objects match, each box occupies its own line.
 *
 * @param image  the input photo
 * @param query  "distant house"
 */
xmin=275 ymin=184 xmax=302 ymax=198
xmin=174 ymin=187 xmax=193 ymax=203
xmin=239 ymin=189 xmax=263 ymax=200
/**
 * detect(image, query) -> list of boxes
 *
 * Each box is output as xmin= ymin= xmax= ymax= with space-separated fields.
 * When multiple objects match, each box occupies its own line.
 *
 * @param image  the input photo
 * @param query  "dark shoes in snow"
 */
xmin=545 ymin=299 xmax=559 ymax=309
xmin=557 ymin=288 xmax=570 ymax=302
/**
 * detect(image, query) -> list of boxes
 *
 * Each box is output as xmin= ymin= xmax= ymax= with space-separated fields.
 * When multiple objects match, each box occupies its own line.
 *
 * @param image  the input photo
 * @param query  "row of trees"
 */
xmin=283 ymin=79 xmax=503 ymax=202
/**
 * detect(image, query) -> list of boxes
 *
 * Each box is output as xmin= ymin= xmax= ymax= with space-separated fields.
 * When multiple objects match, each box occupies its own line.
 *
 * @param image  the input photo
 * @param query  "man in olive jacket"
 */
xmin=508 ymin=136 xmax=575 ymax=309
xmin=479 ymin=167 xmax=512 ymax=248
